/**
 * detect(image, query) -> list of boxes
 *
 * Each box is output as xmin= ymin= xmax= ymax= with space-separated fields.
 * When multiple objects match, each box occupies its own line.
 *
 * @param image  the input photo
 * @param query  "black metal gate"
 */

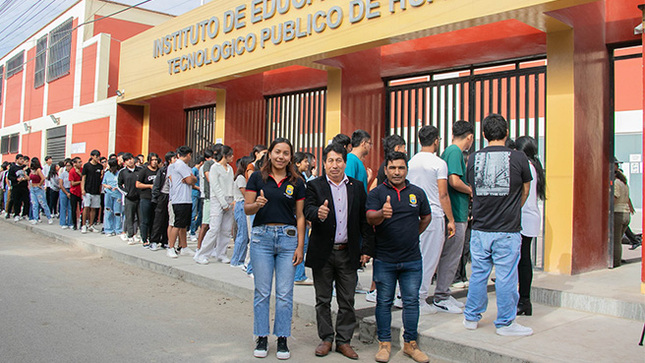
xmin=385 ymin=58 xmax=546 ymax=157
xmin=185 ymin=105 xmax=216 ymax=162
xmin=266 ymin=88 xmax=327 ymax=170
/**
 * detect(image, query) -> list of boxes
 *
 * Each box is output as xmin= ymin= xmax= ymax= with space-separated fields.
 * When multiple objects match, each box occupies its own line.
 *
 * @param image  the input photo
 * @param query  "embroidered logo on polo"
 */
xmin=285 ymin=184 xmax=294 ymax=197
xmin=409 ymin=193 xmax=418 ymax=207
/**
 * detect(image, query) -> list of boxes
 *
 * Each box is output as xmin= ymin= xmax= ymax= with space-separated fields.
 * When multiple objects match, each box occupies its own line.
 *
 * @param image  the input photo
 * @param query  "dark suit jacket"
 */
xmin=304 ymin=175 xmax=374 ymax=271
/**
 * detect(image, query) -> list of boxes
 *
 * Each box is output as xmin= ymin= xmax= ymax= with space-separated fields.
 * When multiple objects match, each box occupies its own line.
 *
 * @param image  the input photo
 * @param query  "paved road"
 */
xmin=1 ymin=222 xmax=440 ymax=363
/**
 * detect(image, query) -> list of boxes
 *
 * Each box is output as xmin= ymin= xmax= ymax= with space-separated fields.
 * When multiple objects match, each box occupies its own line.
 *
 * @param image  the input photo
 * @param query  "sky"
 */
xmin=0 ymin=0 xmax=210 ymax=59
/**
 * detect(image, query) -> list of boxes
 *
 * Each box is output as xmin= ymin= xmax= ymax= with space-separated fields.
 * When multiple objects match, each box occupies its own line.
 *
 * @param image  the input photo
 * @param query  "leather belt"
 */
xmin=332 ymin=243 xmax=348 ymax=250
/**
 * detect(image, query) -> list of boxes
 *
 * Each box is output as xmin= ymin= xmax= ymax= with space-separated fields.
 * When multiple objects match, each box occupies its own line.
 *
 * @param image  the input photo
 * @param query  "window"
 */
xmin=1 ymin=134 xmax=19 ymax=154
xmin=34 ymin=35 xmax=47 ymax=88
xmin=47 ymin=18 xmax=73 ymax=82
xmin=0 ymin=65 xmax=3 ymax=104
xmin=6 ymin=50 xmax=24 ymax=78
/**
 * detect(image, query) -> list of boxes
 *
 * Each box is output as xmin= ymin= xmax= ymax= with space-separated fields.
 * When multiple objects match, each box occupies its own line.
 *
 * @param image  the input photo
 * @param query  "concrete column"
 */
xmin=215 ymin=89 xmax=226 ymax=143
xmin=325 ymin=67 xmax=342 ymax=144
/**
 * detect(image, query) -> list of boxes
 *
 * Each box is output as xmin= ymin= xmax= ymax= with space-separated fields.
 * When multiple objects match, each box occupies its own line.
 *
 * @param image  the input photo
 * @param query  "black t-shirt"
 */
xmin=82 ymin=162 xmax=103 ymax=195
xmin=376 ymin=161 xmax=387 ymax=185
xmin=366 ymin=180 xmax=431 ymax=263
xmin=467 ymin=145 xmax=532 ymax=233
xmin=137 ymin=166 xmax=158 ymax=200
xmin=246 ymin=171 xmax=305 ymax=227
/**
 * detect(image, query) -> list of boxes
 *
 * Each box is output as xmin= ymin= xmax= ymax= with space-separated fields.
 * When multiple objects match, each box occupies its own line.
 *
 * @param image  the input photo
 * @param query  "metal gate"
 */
xmin=385 ymin=57 xmax=547 ymax=269
xmin=266 ymin=88 xmax=326 ymax=171
xmin=46 ymin=126 xmax=66 ymax=163
xmin=185 ymin=105 xmax=216 ymax=162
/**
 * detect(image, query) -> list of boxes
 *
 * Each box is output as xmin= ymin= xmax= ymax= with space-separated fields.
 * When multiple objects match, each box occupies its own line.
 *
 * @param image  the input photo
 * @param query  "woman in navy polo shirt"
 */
xmin=244 ymin=138 xmax=305 ymax=360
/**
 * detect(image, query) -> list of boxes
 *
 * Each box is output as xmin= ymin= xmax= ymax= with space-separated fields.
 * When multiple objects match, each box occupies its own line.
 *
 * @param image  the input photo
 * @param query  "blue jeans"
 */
xmin=250 ymin=224 xmax=298 ymax=337
xmin=230 ymin=201 xmax=249 ymax=266
xmin=373 ymin=259 xmax=422 ymax=342
xmin=104 ymin=192 xmax=123 ymax=234
xmin=294 ymin=226 xmax=310 ymax=281
xmin=190 ymin=196 xmax=202 ymax=235
xmin=59 ymin=189 xmax=73 ymax=227
xmin=30 ymin=187 xmax=51 ymax=220
xmin=246 ymin=214 xmax=256 ymax=275
xmin=139 ymin=198 xmax=154 ymax=243
xmin=464 ymin=230 xmax=521 ymax=328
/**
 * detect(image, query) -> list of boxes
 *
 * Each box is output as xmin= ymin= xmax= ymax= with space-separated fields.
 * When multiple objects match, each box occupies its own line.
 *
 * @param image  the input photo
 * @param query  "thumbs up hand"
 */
xmin=382 ymin=195 xmax=393 ymax=219
xmin=318 ymin=199 xmax=330 ymax=221
xmin=256 ymin=189 xmax=268 ymax=208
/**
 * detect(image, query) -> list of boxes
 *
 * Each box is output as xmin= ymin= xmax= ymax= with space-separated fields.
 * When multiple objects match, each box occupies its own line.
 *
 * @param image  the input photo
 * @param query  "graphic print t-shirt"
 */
xmin=467 ymin=145 xmax=532 ymax=233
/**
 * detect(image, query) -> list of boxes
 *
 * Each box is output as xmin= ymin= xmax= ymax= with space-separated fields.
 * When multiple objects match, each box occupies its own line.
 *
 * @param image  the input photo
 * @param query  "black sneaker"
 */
xmin=253 ymin=336 xmax=268 ymax=358
xmin=276 ymin=336 xmax=290 ymax=360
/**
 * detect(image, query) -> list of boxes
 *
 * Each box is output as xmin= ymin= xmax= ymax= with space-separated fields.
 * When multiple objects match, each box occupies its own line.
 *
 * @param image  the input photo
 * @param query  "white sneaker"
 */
xmin=449 ymin=295 xmax=465 ymax=308
xmin=48 ymin=219 xmax=53 ymax=225
xmin=133 ymin=235 xmax=141 ymax=243
xmin=180 ymin=247 xmax=195 ymax=256
xmin=451 ymin=281 xmax=469 ymax=289
xmin=294 ymin=277 xmax=313 ymax=285
xmin=365 ymin=290 xmax=377 ymax=303
xmin=496 ymin=321 xmax=533 ymax=336
xmin=13 ymin=216 xmax=20 ymax=222
xmin=166 ymin=248 xmax=178 ymax=258
xmin=120 ymin=233 xmax=128 ymax=241
xmin=230 ymin=263 xmax=245 ymax=269
xmin=127 ymin=238 xmax=136 ymax=245
xmin=218 ymin=256 xmax=231 ymax=264
xmin=194 ymin=256 xmax=209 ymax=265
xmin=149 ymin=243 xmax=160 ymax=251
xmin=463 ymin=319 xmax=478 ymax=330
xmin=80 ymin=225 xmax=88 ymax=234
xmin=190 ymin=234 xmax=197 ymax=242
xmin=29 ymin=220 xmax=38 ymax=225
xmin=433 ymin=299 xmax=463 ymax=314
xmin=61 ymin=225 xmax=68 ymax=229
xmin=420 ymin=301 xmax=438 ymax=315
xmin=393 ymin=295 xmax=403 ymax=309
xmin=88 ymin=226 xmax=97 ymax=233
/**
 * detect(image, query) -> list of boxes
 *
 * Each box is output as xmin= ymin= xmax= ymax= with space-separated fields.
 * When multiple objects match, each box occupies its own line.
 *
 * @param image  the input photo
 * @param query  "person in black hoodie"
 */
xmin=149 ymin=151 xmax=176 ymax=251
xmin=117 ymin=153 xmax=141 ymax=243
xmin=8 ymin=154 xmax=29 ymax=221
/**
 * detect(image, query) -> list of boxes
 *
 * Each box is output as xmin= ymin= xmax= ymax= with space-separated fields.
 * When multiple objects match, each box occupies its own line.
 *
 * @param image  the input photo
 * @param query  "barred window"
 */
xmin=9 ymin=134 xmax=19 ymax=153
xmin=0 ymin=65 xmax=3 ymax=104
xmin=0 ymin=135 xmax=7 ymax=154
xmin=6 ymin=50 xmax=24 ymax=78
xmin=47 ymin=18 xmax=73 ymax=82
xmin=34 ymin=35 xmax=47 ymax=88
xmin=1 ymin=134 xmax=19 ymax=154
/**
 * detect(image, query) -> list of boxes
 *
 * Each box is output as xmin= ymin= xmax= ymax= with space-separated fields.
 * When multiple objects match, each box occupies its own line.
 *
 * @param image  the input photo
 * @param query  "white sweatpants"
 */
xmin=418 ymin=214 xmax=445 ymax=301
xmin=194 ymin=199 xmax=233 ymax=260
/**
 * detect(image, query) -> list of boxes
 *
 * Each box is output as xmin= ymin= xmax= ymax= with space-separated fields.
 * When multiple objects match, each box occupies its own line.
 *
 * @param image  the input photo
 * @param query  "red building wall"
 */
xmin=71 ymin=117 xmax=109 ymax=161
xmin=80 ymin=43 xmax=97 ymax=106
xmin=4 ymin=68 xmax=23 ymax=127
xmin=21 ymin=131 xmax=41 ymax=159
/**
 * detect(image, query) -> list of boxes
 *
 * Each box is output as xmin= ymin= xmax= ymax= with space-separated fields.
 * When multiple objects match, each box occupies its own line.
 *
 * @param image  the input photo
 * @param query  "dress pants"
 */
xmin=312 ymin=248 xmax=357 ymax=344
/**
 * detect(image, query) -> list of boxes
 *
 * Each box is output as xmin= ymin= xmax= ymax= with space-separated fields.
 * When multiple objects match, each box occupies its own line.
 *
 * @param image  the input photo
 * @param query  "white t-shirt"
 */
xmin=169 ymin=159 xmax=193 ymax=204
xmin=407 ymin=151 xmax=448 ymax=217
xmin=521 ymin=163 xmax=541 ymax=237
xmin=234 ymin=174 xmax=246 ymax=202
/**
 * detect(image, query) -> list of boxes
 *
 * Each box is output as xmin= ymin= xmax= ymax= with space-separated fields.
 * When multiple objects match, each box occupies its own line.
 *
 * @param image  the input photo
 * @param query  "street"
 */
xmin=0 ymin=222 xmax=386 ymax=363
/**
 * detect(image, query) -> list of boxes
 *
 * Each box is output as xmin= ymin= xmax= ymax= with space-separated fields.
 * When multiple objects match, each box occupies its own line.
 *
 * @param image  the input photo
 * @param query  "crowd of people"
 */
xmin=0 ymin=114 xmax=552 ymax=362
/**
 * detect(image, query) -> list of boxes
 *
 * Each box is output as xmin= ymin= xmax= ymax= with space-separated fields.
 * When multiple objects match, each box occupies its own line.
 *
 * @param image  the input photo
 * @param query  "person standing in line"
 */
xmin=407 ymin=126 xmax=457 ymax=315
xmin=150 ymin=151 xmax=176 ymax=251
xmin=136 ymin=153 xmax=159 ymax=248
xmin=190 ymin=156 xmax=204 ymax=242
xmin=58 ymin=159 xmax=73 ymax=229
xmin=43 ymin=156 xmax=55 ymax=217
xmin=68 ymin=157 xmax=83 ymax=230
xmin=193 ymin=145 xmax=235 ymax=264
xmin=230 ymin=156 xmax=253 ymax=268
xmin=167 ymin=146 xmax=198 ymax=258
xmin=102 ymin=158 xmax=123 ymax=236
xmin=514 ymin=136 xmax=545 ymax=315
xmin=197 ymin=147 xmax=217 ymax=251
xmin=345 ymin=130 xmax=372 ymax=193
xmin=46 ymin=162 xmax=61 ymax=219
xmin=246 ymin=144 xmax=268 ymax=180
xmin=117 ymin=153 xmax=141 ymax=244
xmin=28 ymin=157 xmax=53 ymax=225
xmin=245 ymin=138 xmax=305 ymax=360
xmin=612 ymin=161 xmax=633 ymax=268
xmin=80 ymin=150 xmax=103 ymax=233
xmin=332 ymin=134 xmax=353 ymax=154
xmin=365 ymin=152 xmax=432 ymax=363
xmin=8 ymin=154 xmax=29 ymax=221
xmin=1 ymin=162 xmax=9 ymax=215
xmin=293 ymin=151 xmax=314 ymax=285
xmin=375 ymin=134 xmax=407 ymax=186
xmin=304 ymin=142 xmax=373 ymax=360
xmin=463 ymin=114 xmax=533 ymax=336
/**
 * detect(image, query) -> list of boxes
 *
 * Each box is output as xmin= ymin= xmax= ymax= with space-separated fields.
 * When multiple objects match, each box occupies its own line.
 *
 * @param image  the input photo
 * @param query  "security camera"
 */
xmin=49 ymin=115 xmax=60 ymax=125
xmin=116 ymin=89 xmax=124 ymax=97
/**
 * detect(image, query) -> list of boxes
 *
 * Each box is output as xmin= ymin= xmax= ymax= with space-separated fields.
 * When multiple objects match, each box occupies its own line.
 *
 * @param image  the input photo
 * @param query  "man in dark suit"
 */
xmin=304 ymin=142 xmax=374 ymax=360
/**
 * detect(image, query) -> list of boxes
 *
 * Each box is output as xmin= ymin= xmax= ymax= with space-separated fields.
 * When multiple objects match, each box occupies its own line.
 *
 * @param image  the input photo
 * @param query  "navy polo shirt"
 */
xmin=366 ymin=180 xmax=431 ymax=263
xmin=246 ymin=171 xmax=305 ymax=227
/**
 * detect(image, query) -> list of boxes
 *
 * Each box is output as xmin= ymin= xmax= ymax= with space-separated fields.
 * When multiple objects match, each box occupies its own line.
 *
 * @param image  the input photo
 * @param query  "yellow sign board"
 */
xmin=118 ymin=0 xmax=592 ymax=102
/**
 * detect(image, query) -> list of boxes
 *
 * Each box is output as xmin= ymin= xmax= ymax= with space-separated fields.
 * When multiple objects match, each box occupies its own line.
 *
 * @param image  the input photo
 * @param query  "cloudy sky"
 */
xmin=0 ymin=0 xmax=210 ymax=59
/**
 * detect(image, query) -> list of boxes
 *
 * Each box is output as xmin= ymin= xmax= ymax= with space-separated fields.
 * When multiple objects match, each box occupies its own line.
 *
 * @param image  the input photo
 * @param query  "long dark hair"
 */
xmin=108 ymin=158 xmax=119 ymax=174
xmin=260 ymin=138 xmax=301 ymax=183
xmin=30 ymin=157 xmax=42 ymax=171
xmin=235 ymin=156 xmax=253 ymax=179
xmin=515 ymin=136 xmax=545 ymax=200
xmin=214 ymin=145 xmax=233 ymax=162
xmin=615 ymin=167 xmax=628 ymax=184
xmin=47 ymin=163 xmax=59 ymax=180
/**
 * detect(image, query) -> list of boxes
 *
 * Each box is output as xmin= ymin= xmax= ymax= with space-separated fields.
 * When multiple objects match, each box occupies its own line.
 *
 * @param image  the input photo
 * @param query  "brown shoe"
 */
xmin=375 ymin=341 xmax=391 ymax=362
xmin=403 ymin=341 xmax=429 ymax=363
xmin=315 ymin=341 xmax=332 ymax=356
xmin=335 ymin=343 xmax=358 ymax=360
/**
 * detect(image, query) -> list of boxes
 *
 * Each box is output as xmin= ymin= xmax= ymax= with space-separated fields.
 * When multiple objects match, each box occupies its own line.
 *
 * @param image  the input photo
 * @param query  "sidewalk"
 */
xmin=3 ymin=218 xmax=643 ymax=362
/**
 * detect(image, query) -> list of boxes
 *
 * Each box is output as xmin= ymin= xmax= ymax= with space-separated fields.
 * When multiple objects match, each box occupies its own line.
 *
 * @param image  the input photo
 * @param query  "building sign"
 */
xmin=119 ymin=0 xmax=591 ymax=102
